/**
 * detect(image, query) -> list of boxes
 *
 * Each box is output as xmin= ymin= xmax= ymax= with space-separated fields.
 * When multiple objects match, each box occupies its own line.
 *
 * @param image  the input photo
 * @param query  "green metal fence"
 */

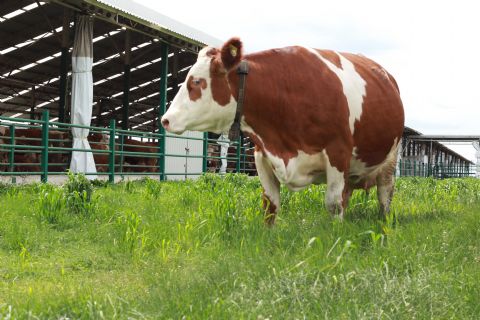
xmin=0 ymin=110 xmax=256 ymax=183
xmin=3 ymin=112 xmax=475 ymax=182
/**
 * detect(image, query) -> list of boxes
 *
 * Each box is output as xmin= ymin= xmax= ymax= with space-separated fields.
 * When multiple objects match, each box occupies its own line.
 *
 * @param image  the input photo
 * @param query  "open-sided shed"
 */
xmin=0 ymin=0 xmax=236 ymax=181
xmin=0 ymin=0 xmax=220 ymax=130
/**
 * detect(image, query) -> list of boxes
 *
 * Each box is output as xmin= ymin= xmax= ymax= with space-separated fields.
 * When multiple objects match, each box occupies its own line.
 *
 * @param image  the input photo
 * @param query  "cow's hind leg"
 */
xmin=254 ymin=149 xmax=280 ymax=225
xmin=376 ymin=171 xmax=395 ymax=216
xmin=375 ymin=153 xmax=398 ymax=217
xmin=325 ymin=161 xmax=349 ymax=219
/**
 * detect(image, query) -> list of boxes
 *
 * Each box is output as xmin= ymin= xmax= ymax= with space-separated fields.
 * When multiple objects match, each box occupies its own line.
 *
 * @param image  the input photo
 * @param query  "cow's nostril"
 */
xmin=161 ymin=118 xmax=169 ymax=128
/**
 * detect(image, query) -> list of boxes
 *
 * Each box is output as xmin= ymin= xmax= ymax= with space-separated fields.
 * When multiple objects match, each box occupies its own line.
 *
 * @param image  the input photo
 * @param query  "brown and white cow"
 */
xmin=89 ymin=132 xmax=110 ymax=172
xmin=122 ymin=139 xmax=159 ymax=173
xmin=161 ymin=38 xmax=404 ymax=223
xmin=1 ymin=127 xmax=69 ymax=172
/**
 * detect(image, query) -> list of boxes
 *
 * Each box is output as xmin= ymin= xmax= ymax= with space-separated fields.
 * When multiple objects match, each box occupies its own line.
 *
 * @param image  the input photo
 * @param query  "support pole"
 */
xmin=172 ymin=51 xmax=179 ymax=91
xmin=152 ymin=106 xmax=158 ymax=137
xmin=122 ymin=30 xmax=131 ymax=130
xmin=158 ymin=43 xmax=168 ymax=180
xmin=41 ymin=110 xmax=49 ymax=183
xmin=9 ymin=125 xmax=16 ymax=183
xmin=108 ymin=119 xmax=116 ymax=183
xmin=30 ymin=86 xmax=36 ymax=124
xmin=58 ymin=8 xmax=70 ymax=123
xmin=96 ymin=98 xmax=106 ymax=127
xmin=202 ymin=132 xmax=208 ymax=173
xmin=429 ymin=140 xmax=433 ymax=177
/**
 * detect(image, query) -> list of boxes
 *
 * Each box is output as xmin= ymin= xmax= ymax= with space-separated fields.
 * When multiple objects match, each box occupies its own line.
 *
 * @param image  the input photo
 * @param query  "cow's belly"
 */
xmin=265 ymin=150 xmax=328 ymax=191
xmin=263 ymin=141 xmax=399 ymax=191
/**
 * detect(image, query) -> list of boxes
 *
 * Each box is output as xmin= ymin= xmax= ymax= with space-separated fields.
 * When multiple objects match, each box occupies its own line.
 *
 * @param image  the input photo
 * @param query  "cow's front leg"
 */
xmin=325 ymin=161 xmax=348 ymax=219
xmin=254 ymin=149 xmax=280 ymax=225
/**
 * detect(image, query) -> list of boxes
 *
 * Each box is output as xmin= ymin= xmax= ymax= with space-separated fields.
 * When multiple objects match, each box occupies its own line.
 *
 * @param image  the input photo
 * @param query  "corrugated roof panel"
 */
xmin=89 ymin=0 xmax=222 ymax=47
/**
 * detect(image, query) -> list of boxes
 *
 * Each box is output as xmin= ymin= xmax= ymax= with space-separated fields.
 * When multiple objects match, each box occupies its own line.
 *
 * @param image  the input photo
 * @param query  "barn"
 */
xmin=0 ymin=0 xmax=248 ymax=182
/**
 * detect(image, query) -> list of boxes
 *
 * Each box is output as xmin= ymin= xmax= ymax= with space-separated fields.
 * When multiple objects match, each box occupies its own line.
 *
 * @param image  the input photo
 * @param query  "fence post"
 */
xmin=235 ymin=135 xmax=242 ymax=173
xmin=40 ymin=110 xmax=49 ymax=183
xmin=8 ymin=125 xmax=15 ymax=183
xmin=242 ymin=141 xmax=247 ymax=174
xmin=119 ymin=133 xmax=124 ymax=176
xmin=158 ymin=43 xmax=168 ymax=181
xmin=202 ymin=132 xmax=208 ymax=173
xmin=109 ymin=119 xmax=116 ymax=183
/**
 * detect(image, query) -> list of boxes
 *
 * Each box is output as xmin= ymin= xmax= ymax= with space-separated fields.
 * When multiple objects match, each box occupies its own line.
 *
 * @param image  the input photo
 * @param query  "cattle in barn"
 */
xmin=241 ymin=140 xmax=256 ymax=176
xmin=207 ymin=135 xmax=257 ymax=174
xmin=47 ymin=130 xmax=70 ymax=172
xmin=206 ymin=142 xmax=220 ymax=172
xmin=0 ymin=127 xmax=69 ymax=172
xmin=226 ymin=145 xmax=237 ymax=173
xmin=121 ymin=139 xmax=159 ymax=172
xmin=207 ymin=142 xmax=237 ymax=173
xmin=0 ymin=126 xmax=8 ymax=170
xmin=161 ymin=38 xmax=405 ymax=224
xmin=89 ymin=132 xmax=110 ymax=172
xmin=206 ymin=132 xmax=221 ymax=172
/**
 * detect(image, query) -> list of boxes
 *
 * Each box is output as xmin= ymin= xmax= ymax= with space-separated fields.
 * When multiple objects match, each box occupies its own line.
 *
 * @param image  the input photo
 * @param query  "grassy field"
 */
xmin=0 ymin=174 xmax=479 ymax=319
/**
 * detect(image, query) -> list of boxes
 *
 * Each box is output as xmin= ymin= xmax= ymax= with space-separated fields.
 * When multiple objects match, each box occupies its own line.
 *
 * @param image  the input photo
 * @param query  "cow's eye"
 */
xmin=192 ymin=79 xmax=201 ymax=85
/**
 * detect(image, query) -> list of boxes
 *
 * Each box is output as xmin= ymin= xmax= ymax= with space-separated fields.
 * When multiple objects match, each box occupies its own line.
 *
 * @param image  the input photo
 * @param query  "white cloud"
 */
xmin=135 ymin=0 xmax=480 ymax=161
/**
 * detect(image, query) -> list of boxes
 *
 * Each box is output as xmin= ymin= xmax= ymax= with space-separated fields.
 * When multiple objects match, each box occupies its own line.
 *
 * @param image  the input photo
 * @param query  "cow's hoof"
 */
xmin=264 ymin=214 xmax=276 ymax=226
xmin=332 ymin=213 xmax=344 ymax=221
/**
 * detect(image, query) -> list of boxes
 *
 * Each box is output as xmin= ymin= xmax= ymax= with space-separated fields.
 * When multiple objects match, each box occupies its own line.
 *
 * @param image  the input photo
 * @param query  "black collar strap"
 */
xmin=228 ymin=60 xmax=249 ymax=141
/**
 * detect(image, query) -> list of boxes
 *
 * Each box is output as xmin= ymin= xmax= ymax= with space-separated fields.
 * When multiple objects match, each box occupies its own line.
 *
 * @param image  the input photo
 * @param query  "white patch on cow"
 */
xmin=305 ymin=48 xmax=367 ymax=134
xmin=349 ymin=138 xmax=400 ymax=185
xmin=162 ymin=47 xmax=236 ymax=134
xmin=242 ymin=118 xmax=328 ymax=191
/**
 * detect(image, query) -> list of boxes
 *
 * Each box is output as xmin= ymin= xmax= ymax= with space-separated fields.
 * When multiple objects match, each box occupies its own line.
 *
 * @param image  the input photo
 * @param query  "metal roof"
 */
xmin=407 ymin=135 xmax=480 ymax=142
xmin=404 ymin=126 xmax=475 ymax=164
xmin=85 ymin=0 xmax=222 ymax=47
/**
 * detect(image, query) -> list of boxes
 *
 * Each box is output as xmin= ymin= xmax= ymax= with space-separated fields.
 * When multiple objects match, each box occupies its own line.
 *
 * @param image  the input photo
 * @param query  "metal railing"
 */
xmin=0 ymin=110 xmax=256 ymax=183
xmin=7 ymin=112 xmax=474 ymax=182
xmin=397 ymin=159 xmax=476 ymax=178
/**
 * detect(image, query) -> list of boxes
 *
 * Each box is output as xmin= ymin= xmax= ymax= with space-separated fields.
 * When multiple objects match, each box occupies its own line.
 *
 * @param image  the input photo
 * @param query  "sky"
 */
xmin=136 ymin=0 xmax=480 ymax=161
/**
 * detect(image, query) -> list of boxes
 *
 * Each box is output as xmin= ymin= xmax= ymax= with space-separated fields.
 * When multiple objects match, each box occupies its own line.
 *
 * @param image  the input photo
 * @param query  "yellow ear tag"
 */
xmin=229 ymin=44 xmax=238 ymax=57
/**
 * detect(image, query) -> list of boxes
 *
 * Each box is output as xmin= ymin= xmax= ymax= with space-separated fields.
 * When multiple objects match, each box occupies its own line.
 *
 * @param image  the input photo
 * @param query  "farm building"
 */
xmin=400 ymin=127 xmax=477 ymax=178
xmin=0 ymin=0 xmax=477 ymax=181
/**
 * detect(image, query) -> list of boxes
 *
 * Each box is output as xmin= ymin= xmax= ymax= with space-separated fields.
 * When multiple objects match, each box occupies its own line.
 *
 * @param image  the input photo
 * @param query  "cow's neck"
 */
xmin=225 ymin=55 xmax=278 ymax=155
xmin=226 ymin=56 xmax=259 ymax=131
xmin=225 ymin=50 xmax=311 ymax=165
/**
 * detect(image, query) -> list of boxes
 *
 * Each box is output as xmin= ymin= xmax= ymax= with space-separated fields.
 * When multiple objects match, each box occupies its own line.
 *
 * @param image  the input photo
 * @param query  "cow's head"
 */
xmin=161 ymin=38 xmax=243 ymax=134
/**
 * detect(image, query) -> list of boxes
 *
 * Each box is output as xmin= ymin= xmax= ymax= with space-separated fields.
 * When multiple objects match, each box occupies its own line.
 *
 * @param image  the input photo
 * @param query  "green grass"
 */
xmin=0 ymin=175 xmax=479 ymax=319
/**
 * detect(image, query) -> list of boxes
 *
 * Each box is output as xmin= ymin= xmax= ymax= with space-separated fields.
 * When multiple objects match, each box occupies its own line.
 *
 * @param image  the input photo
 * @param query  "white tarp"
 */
xmin=69 ymin=15 xmax=97 ymax=178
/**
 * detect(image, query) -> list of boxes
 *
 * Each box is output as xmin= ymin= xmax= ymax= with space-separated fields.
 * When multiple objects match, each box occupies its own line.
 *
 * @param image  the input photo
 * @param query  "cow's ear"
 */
xmin=220 ymin=37 xmax=243 ymax=71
